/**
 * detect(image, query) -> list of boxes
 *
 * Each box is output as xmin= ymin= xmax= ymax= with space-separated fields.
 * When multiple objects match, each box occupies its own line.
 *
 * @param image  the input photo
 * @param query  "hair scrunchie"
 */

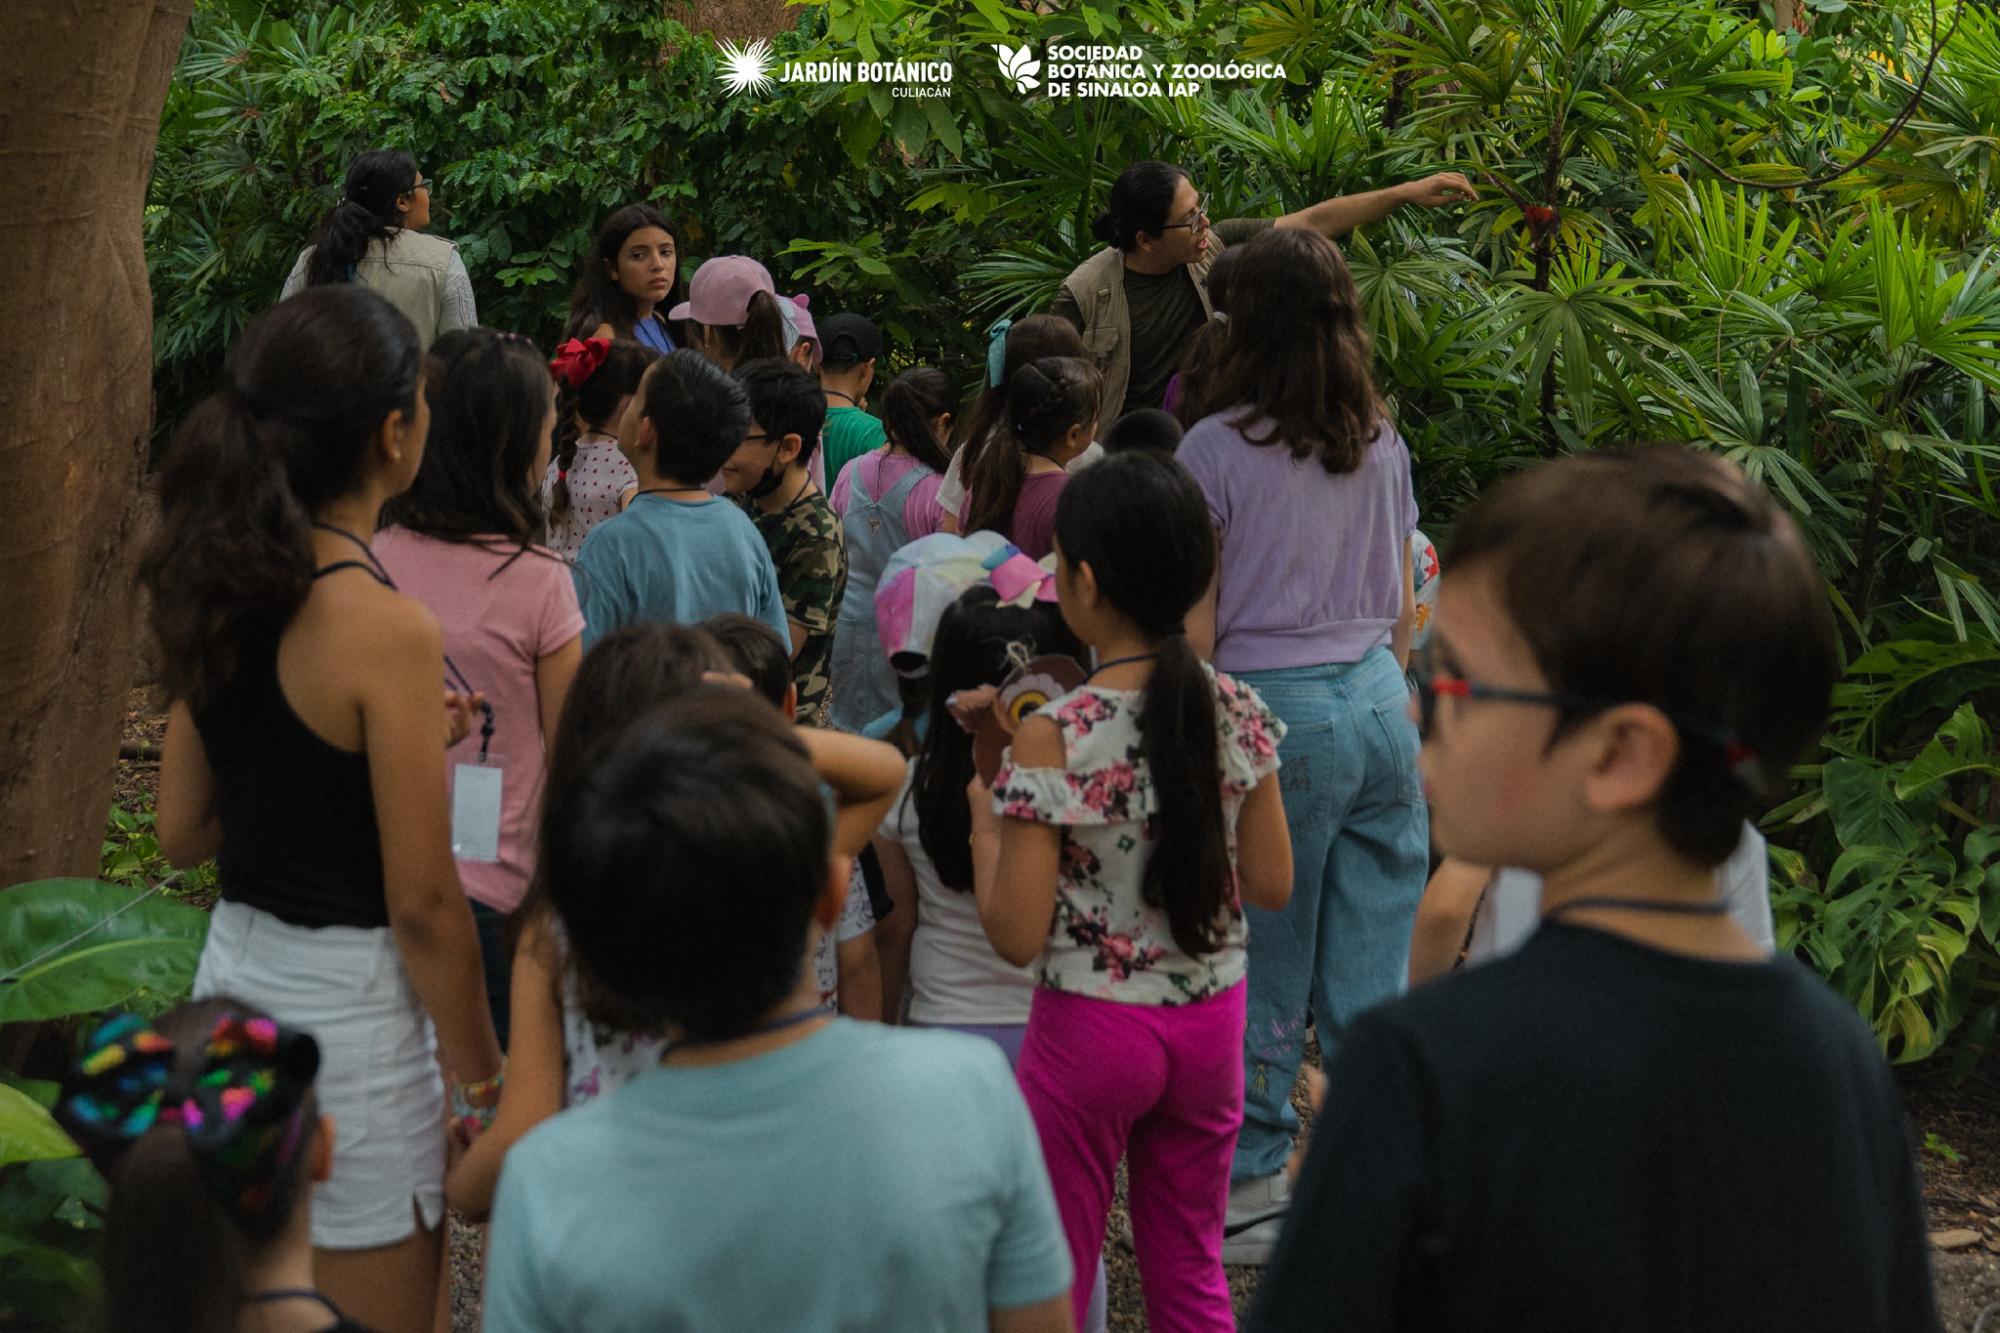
xmin=551 ymin=336 xmax=612 ymax=389
xmin=58 ymin=1011 xmax=320 ymax=1225
xmin=984 ymin=318 xmax=1013 ymax=389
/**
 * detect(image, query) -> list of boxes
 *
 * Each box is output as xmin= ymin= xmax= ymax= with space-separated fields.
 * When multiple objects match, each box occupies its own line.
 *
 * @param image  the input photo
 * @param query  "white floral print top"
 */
xmin=541 ymin=435 xmax=638 ymax=564
xmin=990 ymin=665 xmax=1284 ymax=1006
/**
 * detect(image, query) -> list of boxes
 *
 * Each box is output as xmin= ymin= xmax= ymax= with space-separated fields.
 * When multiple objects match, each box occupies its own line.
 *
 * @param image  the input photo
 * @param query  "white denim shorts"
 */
xmin=194 ymin=900 xmax=444 ymax=1249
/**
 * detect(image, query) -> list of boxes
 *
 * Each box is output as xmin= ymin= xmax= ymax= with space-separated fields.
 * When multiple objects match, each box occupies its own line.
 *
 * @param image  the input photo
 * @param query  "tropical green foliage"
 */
xmin=145 ymin=0 xmax=1998 ymax=1058
xmin=0 ymin=882 xmax=209 ymax=1324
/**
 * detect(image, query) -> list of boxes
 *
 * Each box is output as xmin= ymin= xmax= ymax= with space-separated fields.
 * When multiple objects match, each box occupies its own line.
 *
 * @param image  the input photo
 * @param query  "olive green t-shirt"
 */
xmin=1050 ymin=216 xmax=1275 ymax=419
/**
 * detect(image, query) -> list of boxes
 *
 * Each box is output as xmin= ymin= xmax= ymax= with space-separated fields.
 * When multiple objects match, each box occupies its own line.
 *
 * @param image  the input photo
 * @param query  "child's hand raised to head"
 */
xmin=797 ymin=729 xmax=906 ymax=859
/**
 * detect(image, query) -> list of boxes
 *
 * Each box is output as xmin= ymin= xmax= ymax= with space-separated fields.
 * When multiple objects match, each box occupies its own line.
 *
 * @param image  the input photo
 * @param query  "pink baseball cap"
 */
xmin=785 ymin=293 xmax=817 ymax=342
xmin=667 ymin=255 xmax=776 ymax=326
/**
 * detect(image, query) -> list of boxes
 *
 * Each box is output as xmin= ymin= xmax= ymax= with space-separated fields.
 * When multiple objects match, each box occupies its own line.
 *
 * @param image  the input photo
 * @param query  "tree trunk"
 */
xmin=0 ymin=2 xmax=192 ymax=885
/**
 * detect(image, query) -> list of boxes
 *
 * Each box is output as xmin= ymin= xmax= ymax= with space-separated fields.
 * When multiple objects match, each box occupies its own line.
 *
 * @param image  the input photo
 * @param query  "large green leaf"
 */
xmin=0 ymin=1084 xmax=78 ymax=1167
xmin=1823 ymin=758 xmax=1933 ymax=851
xmin=1897 ymin=703 xmax=2000 ymax=797
xmin=0 ymin=880 xmax=208 ymax=1025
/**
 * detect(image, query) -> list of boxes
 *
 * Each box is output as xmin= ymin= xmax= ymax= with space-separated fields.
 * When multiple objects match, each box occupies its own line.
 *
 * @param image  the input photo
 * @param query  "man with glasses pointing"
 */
xmin=1050 ymin=162 xmax=1474 ymax=421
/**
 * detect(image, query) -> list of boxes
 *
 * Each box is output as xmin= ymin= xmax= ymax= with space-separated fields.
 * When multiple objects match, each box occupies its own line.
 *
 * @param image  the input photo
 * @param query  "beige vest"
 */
xmin=1059 ymin=237 xmax=1227 ymax=417
xmin=295 ymin=229 xmax=458 ymax=349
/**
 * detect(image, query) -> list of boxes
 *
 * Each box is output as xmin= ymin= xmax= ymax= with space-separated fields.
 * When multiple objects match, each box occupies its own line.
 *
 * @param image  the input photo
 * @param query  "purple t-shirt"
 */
xmin=1177 ymin=413 xmax=1418 ymax=673
xmin=958 ymin=469 xmax=1068 ymax=560
xmin=373 ymin=528 xmax=585 ymax=912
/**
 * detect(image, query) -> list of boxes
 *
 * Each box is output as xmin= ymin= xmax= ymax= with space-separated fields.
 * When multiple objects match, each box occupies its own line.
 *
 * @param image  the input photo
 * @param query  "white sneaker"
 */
xmin=1222 ymin=1171 xmax=1291 ymax=1266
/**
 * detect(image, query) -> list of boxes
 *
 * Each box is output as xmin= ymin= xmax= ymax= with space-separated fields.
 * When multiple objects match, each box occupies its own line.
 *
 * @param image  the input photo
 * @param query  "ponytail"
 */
xmin=963 ymin=356 xmax=1099 ymax=537
xmin=1051 ymin=451 xmax=1228 ymax=956
xmin=303 ymin=149 xmax=417 ymax=288
xmin=141 ymin=285 xmax=423 ymax=708
xmin=739 ymin=289 xmax=790 ymax=364
xmin=881 ymin=367 xmax=955 ymax=475
xmin=1136 ymin=631 xmax=1229 ymax=956
xmin=102 ymin=1127 xmax=247 ymax=1333
xmin=948 ymin=315 xmax=1086 ymax=495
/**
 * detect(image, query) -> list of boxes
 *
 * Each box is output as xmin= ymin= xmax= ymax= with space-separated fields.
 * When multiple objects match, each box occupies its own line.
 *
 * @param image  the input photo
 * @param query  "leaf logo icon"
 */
xmin=994 ymin=43 xmax=1041 ymax=94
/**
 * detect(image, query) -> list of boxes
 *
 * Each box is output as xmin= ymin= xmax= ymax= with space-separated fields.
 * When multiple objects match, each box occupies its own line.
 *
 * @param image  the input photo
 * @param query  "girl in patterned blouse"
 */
xmin=968 ymin=450 xmax=1294 ymax=1331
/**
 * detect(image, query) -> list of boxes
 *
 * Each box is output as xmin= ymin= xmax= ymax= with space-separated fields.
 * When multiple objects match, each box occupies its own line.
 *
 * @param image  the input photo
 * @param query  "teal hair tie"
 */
xmin=985 ymin=318 xmax=1013 ymax=389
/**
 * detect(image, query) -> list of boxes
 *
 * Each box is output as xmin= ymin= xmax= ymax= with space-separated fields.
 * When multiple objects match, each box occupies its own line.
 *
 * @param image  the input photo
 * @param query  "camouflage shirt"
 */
xmin=745 ymin=486 xmax=847 ymax=726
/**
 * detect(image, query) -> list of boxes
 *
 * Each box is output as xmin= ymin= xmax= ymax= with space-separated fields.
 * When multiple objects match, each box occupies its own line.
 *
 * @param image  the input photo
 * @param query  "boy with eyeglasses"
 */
xmin=718 ymin=358 xmax=847 ymax=727
xmin=1248 ymin=446 xmax=1939 ymax=1333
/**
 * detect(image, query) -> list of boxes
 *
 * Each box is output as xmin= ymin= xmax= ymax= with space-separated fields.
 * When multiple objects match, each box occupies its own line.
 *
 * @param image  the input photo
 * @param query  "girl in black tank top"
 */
xmin=139 ymin=285 xmax=500 ymax=1333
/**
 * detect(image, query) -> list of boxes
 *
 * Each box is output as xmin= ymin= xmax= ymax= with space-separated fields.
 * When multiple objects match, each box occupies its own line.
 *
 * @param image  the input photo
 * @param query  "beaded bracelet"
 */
xmin=451 ymin=1067 xmax=505 ymax=1138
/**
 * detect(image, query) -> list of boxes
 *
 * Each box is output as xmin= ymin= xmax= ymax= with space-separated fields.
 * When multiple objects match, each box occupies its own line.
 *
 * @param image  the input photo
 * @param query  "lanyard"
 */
xmin=314 ymin=523 xmax=497 ymax=761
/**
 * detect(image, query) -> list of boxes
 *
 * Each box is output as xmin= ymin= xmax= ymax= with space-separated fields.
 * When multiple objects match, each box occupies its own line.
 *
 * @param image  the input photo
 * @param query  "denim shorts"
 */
xmin=194 ymin=900 xmax=444 ymax=1248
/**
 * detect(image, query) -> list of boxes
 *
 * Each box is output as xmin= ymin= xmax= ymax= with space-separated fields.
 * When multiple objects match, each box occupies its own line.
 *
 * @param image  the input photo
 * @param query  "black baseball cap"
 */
xmin=818 ymin=313 xmax=883 ymax=364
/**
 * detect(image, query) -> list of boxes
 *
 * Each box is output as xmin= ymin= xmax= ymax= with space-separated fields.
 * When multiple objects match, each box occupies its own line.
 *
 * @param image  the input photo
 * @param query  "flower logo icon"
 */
xmin=995 ymin=43 xmax=1040 ymax=94
xmin=717 ymin=38 xmax=775 ymax=96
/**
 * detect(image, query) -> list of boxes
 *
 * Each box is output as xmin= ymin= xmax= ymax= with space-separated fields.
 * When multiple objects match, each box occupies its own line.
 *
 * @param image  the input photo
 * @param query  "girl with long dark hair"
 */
xmin=969 ymin=450 xmax=1292 ymax=1331
xmin=144 ymin=284 xmax=502 ymax=1333
xmin=827 ymin=366 xmax=955 ymax=732
xmin=958 ymin=356 xmax=1101 ymax=559
xmin=1173 ymin=225 xmax=1428 ymax=1264
xmin=671 ymin=255 xmax=790 ymax=370
xmin=281 ymin=149 xmax=476 ymax=350
xmin=937 ymin=314 xmax=1087 ymax=534
xmin=562 ymin=204 xmax=683 ymax=355
xmin=376 ymin=329 xmax=585 ymax=1048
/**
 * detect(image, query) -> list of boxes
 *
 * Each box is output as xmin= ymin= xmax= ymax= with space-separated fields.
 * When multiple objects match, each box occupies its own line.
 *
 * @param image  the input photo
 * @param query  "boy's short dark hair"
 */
xmin=734 ymin=357 xmax=827 ymax=467
xmin=1445 ymin=445 xmax=1837 ymax=866
xmin=641 ymin=349 xmax=753 ymax=485
xmin=541 ymin=686 xmax=828 ymax=1043
xmin=702 ymin=613 xmax=791 ymax=709
xmin=1102 ymin=408 xmax=1185 ymax=456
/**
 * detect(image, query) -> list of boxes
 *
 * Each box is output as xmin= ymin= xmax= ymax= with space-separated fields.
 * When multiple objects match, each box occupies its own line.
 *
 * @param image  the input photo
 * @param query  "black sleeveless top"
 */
xmin=194 ymin=623 xmax=389 ymax=930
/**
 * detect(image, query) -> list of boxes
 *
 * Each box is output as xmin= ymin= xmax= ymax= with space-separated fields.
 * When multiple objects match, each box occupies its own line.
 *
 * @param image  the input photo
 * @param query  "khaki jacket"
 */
xmin=1059 ymin=237 xmax=1228 ymax=416
xmin=287 ymin=229 xmax=461 ymax=349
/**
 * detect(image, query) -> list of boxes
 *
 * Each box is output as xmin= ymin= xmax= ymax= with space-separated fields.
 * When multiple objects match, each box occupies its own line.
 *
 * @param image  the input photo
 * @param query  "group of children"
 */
xmin=58 ymin=173 xmax=1943 ymax=1333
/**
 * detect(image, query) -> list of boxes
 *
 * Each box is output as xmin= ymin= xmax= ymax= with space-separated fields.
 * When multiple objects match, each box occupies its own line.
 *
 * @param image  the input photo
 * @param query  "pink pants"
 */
xmin=1016 ymin=980 xmax=1246 ymax=1333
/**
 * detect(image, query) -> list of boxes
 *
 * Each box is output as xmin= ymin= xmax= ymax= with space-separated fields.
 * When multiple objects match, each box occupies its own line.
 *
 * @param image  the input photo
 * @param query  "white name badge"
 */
xmin=451 ymin=757 xmax=505 ymax=863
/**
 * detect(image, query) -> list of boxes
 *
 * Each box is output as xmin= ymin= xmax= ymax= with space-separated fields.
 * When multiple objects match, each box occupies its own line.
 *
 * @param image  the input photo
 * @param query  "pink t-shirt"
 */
xmin=374 ymin=528 xmax=585 ymax=912
xmin=831 ymin=450 xmax=946 ymax=542
xmin=957 ymin=469 xmax=1068 ymax=559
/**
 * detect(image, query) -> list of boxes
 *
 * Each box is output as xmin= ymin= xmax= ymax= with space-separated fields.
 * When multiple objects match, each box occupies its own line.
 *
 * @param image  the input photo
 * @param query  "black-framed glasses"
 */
xmin=742 ymin=432 xmax=773 ymax=445
xmin=1410 ymin=644 xmax=1765 ymax=787
xmin=1158 ymin=194 xmax=1210 ymax=234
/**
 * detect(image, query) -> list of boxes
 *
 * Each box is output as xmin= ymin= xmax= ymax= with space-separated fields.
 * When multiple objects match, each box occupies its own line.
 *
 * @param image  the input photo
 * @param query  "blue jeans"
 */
xmin=1231 ymin=648 xmax=1430 ymax=1181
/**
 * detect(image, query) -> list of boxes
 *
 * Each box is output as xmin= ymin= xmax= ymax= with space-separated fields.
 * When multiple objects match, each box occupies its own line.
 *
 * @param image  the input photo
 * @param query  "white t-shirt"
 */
xmin=882 ymin=762 xmax=1036 ymax=1026
xmin=936 ymin=440 xmax=1104 ymax=528
xmin=1465 ymin=822 xmax=1774 ymax=965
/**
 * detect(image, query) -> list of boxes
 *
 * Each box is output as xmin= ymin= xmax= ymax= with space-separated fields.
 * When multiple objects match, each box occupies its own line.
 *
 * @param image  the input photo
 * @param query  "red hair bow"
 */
xmin=551 ymin=337 xmax=610 ymax=389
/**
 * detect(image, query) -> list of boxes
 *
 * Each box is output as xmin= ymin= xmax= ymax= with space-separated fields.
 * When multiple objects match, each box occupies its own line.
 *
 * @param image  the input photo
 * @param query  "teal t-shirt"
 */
xmin=572 ymin=493 xmax=788 ymax=650
xmin=820 ymin=405 xmax=888 ymax=492
xmin=483 ymin=1020 xmax=1072 ymax=1332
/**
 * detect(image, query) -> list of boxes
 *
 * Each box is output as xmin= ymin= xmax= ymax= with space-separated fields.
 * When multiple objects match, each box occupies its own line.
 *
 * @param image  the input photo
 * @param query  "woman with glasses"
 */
xmin=282 ymin=149 xmax=477 ymax=350
xmin=1171 ymin=225 xmax=1430 ymax=1268
xmin=1050 ymin=159 xmax=1473 ymax=421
